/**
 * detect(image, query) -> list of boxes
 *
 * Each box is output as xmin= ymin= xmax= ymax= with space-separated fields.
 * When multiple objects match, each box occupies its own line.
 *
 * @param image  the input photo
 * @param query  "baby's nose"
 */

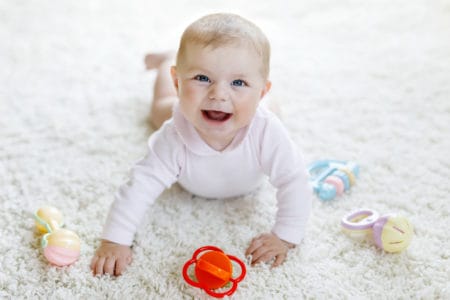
xmin=208 ymin=82 xmax=228 ymax=101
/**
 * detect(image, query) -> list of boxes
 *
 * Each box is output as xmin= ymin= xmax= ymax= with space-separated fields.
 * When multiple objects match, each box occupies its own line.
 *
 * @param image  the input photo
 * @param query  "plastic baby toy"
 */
xmin=308 ymin=160 xmax=359 ymax=201
xmin=34 ymin=206 xmax=81 ymax=266
xmin=182 ymin=246 xmax=246 ymax=298
xmin=341 ymin=208 xmax=413 ymax=253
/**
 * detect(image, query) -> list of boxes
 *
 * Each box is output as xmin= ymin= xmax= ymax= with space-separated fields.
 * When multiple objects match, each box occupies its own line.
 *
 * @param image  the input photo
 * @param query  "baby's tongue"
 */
xmin=207 ymin=110 xmax=227 ymax=121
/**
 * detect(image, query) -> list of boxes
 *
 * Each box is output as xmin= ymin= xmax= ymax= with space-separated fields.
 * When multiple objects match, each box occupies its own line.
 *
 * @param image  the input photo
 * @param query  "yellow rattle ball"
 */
xmin=373 ymin=215 xmax=413 ymax=253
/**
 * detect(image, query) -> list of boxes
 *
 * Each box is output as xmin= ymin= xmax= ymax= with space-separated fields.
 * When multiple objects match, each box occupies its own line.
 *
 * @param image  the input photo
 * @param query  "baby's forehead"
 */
xmin=194 ymin=46 xmax=259 ymax=62
xmin=191 ymin=39 xmax=259 ymax=54
xmin=182 ymin=41 xmax=262 ymax=64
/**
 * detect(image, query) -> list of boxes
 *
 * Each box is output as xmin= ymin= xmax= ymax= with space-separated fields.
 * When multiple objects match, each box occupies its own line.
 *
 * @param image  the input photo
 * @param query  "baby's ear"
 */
xmin=170 ymin=66 xmax=179 ymax=89
xmin=260 ymin=80 xmax=272 ymax=99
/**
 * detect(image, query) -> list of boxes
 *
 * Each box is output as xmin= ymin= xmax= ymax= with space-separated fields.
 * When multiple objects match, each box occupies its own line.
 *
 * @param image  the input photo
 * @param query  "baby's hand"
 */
xmin=245 ymin=233 xmax=295 ymax=268
xmin=90 ymin=240 xmax=132 ymax=276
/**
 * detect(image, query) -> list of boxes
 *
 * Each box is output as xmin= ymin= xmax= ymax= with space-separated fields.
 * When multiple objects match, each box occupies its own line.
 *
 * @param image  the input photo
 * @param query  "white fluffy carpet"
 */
xmin=1 ymin=0 xmax=449 ymax=298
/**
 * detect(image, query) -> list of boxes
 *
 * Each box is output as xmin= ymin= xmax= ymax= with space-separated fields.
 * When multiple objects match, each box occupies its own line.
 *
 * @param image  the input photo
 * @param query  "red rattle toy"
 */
xmin=182 ymin=246 xmax=246 ymax=298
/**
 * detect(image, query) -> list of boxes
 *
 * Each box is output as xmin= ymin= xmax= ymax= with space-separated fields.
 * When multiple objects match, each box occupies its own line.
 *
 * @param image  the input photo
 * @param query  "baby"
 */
xmin=91 ymin=13 xmax=312 ymax=276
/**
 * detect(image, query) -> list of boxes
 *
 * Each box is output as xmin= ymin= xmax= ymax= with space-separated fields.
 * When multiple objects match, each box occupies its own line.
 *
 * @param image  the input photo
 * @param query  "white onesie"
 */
xmin=102 ymin=104 xmax=312 ymax=245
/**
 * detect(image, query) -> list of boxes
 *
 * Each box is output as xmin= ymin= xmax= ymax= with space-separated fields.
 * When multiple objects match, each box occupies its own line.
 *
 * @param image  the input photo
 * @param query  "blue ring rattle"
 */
xmin=308 ymin=160 xmax=359 ymax=201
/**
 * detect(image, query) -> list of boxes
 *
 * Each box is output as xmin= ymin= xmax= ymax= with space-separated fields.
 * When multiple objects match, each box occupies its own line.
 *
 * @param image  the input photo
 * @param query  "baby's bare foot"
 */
xmin=144 ymin=52 xmax=175 ymax=70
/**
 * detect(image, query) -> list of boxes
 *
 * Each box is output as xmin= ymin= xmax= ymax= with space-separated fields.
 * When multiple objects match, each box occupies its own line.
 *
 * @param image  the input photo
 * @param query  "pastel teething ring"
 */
xmin=307 ymin=160 xmax=359 ymax=201
xmin=341 ymin=209 xmax=380 ymax=230
xmin=34 ymin=206 xmax=81 ymax=266
xmin=182 ymin=246 xmax=246 ymax=298
xmin=341 ymin=209 xmax=413 ymax=253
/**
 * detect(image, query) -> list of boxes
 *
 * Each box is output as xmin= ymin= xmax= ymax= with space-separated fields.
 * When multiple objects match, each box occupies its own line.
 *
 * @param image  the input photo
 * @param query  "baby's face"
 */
xmin=172 ymin=43 xmax=271 ymax=149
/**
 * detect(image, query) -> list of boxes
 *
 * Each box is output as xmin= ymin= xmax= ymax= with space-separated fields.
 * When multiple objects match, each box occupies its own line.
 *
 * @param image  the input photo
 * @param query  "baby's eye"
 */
xmin=231 ymin=79 xmax=246 ymax=87
xmin=194 ymin=75 xmax=210 ymax=82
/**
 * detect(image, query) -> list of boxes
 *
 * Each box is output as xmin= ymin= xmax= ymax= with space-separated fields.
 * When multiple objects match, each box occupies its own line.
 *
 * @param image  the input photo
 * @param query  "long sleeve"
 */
xmin=101 ymin=124 xmax=183 ymax=245
xmin=258 ymin=113 xmax=312 ymax=245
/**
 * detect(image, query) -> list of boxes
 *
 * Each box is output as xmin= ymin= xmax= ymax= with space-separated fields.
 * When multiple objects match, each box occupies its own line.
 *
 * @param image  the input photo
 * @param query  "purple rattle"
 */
xmin=341 ymin=209 xmax=413 ymax=253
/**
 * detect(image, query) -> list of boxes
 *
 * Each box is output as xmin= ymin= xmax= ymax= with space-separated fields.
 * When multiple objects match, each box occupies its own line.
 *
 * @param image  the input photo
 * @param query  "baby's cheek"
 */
xmin=236 ymin=103 xmax=258 ymax=124
xmin=181 ymin=84 xmax=202 ymax=101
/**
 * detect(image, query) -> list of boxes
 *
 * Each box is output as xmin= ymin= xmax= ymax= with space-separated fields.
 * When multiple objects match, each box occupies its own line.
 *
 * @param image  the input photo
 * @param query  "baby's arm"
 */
xmin=254 ymin=110 xmax=312 ymax=267
xmin=90 ymin=240 xmax=132 ymax=276
xmin=92 ymin=125 xmax=182 ymax=276
xmin=245 ymin=233 xmax=294 ymax=267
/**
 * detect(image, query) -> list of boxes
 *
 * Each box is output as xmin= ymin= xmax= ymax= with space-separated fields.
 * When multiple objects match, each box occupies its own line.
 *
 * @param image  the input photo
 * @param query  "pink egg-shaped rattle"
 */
xmin=41 ymin=229 xmax=81 ymax=266
xmin=34 ymin=206 xmax=81 ymax=266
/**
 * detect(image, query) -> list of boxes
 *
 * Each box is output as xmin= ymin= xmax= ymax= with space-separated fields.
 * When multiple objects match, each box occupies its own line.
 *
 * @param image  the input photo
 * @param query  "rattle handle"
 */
xmin=341 ymin=209 xmax=380 ymax=230
xmin=182 ymin=258 xmax=201 ymax=288
xmin=48 ymin=220 xmax=60 ymax=231
xmin=228 ymin=255 xmax=247 ymax=283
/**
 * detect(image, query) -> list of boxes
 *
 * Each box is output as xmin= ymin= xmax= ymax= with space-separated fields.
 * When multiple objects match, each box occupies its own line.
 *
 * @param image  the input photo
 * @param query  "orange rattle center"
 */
xmin=196 ymin=251 xmax=232 ymax=289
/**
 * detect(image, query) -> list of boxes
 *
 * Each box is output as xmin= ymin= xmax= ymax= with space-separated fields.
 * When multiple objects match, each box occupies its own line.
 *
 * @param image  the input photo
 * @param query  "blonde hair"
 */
xmin=176 ymin=13 xmax=271 ymax=79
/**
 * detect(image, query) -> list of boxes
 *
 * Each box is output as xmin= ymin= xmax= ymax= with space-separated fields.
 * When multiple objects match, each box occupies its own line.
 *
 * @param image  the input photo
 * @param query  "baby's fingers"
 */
xmin=245 ymin=239 xmax=262 ymax=256
xmin=90 ymin=256 xmax=98 ymax=272
xmin=251 ymin=248 xmax=276 ymax=265
xmin=271 ymin=253 xmax=286 ymax=268
xmin=94 ymin=257 xmax=106 ymax=276
xmin=115 ymin=256 xmax=132 ymax=276
xmin=104 ymin=257 xmax=116 ymax=275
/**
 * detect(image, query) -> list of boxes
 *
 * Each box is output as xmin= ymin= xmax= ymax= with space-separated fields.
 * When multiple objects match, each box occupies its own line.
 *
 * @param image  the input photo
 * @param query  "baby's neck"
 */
xmin=197 ymin=131 xmax=236 ymax=152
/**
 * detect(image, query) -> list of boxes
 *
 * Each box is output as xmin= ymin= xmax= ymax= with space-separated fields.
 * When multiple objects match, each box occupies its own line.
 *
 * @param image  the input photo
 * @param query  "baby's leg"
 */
xmin=146 ymin=53 xmax=178 ymax=129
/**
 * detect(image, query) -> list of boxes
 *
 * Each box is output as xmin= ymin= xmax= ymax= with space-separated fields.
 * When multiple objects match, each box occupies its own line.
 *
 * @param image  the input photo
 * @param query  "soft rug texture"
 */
xmin=1 ymin=0 xmax=449 ymax=299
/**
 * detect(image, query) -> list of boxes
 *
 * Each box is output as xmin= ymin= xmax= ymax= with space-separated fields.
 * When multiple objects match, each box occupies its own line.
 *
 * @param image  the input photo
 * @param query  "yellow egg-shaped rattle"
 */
xmin=373 ymin=215 xmax=413 ymax=253
xmin=35 ymin=206 xmax=63 ymax=233
xmin=42 ymin=229 xmax=81 ymax=266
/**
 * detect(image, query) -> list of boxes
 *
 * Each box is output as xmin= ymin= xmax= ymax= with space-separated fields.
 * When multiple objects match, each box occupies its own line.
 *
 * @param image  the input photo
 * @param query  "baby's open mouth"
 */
xmin=202 ymin=110 xmax=232 ymax=122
